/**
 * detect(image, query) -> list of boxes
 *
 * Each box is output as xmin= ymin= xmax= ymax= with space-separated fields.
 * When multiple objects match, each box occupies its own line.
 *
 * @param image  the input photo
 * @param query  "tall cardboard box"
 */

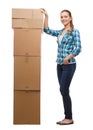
xmin=12 ymin=9 xmax=43 ymax=124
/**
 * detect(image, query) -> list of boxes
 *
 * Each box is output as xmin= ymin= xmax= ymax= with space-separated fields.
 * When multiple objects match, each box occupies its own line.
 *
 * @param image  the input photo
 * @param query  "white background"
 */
xmin=0 ymin=0 xmax=93 ymax=129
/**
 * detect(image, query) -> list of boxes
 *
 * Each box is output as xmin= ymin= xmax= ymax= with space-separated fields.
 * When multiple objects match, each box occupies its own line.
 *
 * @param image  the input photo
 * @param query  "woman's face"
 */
xmin=60 ymin=11 xmax=72 ymax=27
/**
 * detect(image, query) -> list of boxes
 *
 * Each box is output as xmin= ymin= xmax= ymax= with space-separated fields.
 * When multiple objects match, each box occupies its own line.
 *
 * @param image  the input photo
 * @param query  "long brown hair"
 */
xmin=61 ymin=9 xmax=74 ymax=34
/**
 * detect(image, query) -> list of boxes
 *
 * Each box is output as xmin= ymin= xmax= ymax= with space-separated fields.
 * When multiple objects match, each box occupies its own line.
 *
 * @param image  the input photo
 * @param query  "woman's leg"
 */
xmin=57 ymin=63 xmax=76 ymax=124
xmin=60 ymin=63 xmax=76 ymax=119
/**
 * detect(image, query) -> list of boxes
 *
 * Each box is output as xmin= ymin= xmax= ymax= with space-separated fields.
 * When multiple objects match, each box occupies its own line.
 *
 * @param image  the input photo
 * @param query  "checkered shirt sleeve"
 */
xmin=44 ymin=27 xmax=60 ymax=37
xmin=72 ymin=29 xmax=81 ymax=56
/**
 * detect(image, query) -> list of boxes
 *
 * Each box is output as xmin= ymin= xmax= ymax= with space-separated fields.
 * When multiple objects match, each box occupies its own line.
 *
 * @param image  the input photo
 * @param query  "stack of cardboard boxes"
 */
xmin=12 ymin=9 xmax=43 ymax=124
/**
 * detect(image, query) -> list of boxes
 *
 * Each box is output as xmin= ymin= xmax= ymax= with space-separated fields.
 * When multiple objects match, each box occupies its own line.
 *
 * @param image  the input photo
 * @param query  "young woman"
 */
xmin=41 ymin=9 xmax=81 ymax=125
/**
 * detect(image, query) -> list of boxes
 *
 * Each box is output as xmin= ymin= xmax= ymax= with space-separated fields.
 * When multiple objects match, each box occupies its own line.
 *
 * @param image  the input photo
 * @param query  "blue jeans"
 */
xmin=57 ymin=63 xmax=76 ymax=119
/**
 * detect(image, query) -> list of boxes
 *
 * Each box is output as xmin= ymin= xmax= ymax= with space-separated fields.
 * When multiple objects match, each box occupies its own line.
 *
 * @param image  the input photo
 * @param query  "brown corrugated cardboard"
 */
xmin=14 ymin=90 xmax=40 ymax=124
xmin=12 ymin=9 xmax=42 ymax=19
xmin=14 ymin=29 xmax=41 ymax=56
xmin=13 ymin=8 xmax=42 ymax=124
xmin=12 ymin=9 xmax=43 ymax=29
xmin=14 ymin=56 xmax=40 ymax=90
xmin=12 ymin=19 xmax=43 ymax=29
xmin=12 ymin=9 xmax=33 ymax=18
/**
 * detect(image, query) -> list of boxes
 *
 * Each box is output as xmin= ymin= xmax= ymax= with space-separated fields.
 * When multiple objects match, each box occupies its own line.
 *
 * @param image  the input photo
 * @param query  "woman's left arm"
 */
xmin=63 ymin=29 xmax=81 ymax=64
xmin=72 ymin=29 xmax=81 ymax=56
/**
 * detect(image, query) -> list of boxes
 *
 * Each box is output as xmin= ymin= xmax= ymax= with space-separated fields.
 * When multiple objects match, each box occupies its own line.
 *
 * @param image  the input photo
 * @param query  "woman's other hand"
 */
xmin=63 ymin=58 xmax=69 ymax=64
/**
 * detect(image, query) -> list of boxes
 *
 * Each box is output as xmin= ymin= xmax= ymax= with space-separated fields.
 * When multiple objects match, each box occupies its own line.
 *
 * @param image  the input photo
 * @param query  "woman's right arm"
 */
xmin=41 ymin=9 xmax=60 ymax=37
xmin=41 ymin=8 xmax=49 ymax=28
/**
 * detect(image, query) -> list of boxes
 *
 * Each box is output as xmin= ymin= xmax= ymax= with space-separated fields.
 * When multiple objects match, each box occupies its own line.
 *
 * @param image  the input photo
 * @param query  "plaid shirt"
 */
xmin=44 ymin=27 xmax=81 ymax=64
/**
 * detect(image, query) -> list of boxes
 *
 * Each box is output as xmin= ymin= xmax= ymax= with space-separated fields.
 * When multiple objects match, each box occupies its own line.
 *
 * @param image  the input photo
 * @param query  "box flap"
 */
xmin=12 ymin=19 xmax=43 ymax=29
xmin=12 ymin=9 xmax=43 ymax=19
xmin=12 ymin=9 xmax=33 ymax=19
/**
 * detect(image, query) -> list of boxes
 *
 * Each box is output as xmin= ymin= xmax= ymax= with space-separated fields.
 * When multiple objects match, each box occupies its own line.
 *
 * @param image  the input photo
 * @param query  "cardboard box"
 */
xmin=14 ymin=29 xmax=41 ymax=56
xmin=14 ymin=90 xmax=40 ymax=124
xmin=12 ymin=9 xmax=43 ymax=29
xmin=14 ymin=56 xmax=40 ymax=90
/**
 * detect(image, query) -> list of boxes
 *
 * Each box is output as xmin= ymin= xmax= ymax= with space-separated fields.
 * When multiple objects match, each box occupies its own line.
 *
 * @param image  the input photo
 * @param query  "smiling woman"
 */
xmin=60 ymin=10 xmax=74 ymax=35
xmin=41 ymin=8 xmax=81 ymax=125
